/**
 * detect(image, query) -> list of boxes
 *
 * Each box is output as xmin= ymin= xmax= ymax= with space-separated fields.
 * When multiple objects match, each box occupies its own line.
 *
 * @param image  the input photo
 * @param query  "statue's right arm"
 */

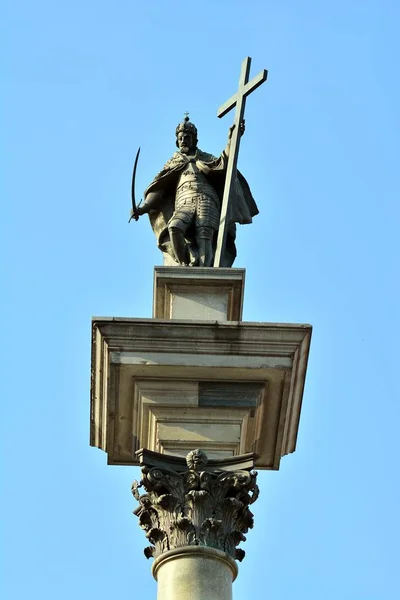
xmin=137 ymin=156 xmax=176 ymax=215
xmin=137 ymin=191 xmax=163 ymax=215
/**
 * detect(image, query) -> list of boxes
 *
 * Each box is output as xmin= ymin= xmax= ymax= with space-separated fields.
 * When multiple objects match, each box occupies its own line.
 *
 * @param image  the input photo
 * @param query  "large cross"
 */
xmin=213 ymin=57 xmax=268 ymax=267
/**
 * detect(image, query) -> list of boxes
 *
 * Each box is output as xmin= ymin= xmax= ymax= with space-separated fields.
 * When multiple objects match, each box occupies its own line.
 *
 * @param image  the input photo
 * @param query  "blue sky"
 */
xmin=2 ymin=1 xmax=400 ymax=598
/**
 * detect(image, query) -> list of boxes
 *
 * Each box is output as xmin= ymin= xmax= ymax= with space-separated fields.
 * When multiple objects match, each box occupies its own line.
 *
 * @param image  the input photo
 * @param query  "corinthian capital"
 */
xmin=132 ymin=449 xmax=259 ymax=562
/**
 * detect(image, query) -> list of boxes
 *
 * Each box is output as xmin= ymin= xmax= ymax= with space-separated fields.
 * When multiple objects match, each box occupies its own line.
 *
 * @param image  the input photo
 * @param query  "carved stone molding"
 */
xmin=91 ymin=316 xmax=312 ymax=468
xmin=132 ymin=449 xmax=259 ymax=562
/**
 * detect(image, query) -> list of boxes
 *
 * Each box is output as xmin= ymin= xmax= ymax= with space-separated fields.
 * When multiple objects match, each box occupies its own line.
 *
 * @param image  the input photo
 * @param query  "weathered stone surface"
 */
xmin=90 ymin=317 xmax=312 ymax=468
xmin=153 ymin=546 xmax=238 ymax=600
xmin=132 ymin=450 xmax=259 ymax=563
xmin=153 ymin=266 xmax=245 ymax=321
xmin=135 ymin=449 xmax=256 ymax=473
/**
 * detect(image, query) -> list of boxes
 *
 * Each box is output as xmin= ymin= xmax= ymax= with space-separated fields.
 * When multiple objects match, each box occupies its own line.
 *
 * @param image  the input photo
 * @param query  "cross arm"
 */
xmin=217 ymin=69 xmax=268 ymax=119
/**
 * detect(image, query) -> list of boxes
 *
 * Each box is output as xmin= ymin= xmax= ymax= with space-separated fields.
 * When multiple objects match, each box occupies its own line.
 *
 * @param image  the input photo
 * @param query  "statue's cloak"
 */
xmin=144 ymin=149 xmax=258 ymax=267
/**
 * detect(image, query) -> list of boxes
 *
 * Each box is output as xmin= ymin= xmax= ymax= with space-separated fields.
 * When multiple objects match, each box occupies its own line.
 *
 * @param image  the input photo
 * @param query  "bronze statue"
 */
xmin=133 ymin=115 xmax=258 ymax=267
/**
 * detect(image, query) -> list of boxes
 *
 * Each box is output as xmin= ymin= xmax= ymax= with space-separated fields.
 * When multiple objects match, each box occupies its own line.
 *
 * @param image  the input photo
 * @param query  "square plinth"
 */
xmin=90 ymin=318 xmax=312 ymax=469
xmin=153 ymin=267 xmax=245 ymax=321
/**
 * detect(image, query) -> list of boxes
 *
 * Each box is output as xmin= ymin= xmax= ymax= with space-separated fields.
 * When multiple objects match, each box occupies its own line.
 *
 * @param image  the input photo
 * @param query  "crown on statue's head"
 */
xmin=175 ymin=113 xmax=198 ymax=147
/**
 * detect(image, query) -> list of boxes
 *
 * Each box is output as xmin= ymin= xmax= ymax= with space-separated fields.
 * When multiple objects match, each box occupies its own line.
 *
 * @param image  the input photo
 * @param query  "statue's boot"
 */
xmin=196 ymin=227 xmax=214 ymax=267
xmin=169 ymin=227 xmax=190 ymax=266
xmin=197 ymin=237 xmax=213 ymax=267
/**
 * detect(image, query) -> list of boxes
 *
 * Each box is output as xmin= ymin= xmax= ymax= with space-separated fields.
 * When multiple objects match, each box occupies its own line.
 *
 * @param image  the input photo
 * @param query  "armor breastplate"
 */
xmin=176 ymin=158 xmax=217 ymax=202
xmin=171 ymin=157 xmax=221 ymax=231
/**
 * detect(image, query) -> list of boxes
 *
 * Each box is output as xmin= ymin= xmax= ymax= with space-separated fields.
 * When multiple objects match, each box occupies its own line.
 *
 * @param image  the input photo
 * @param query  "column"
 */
xmin=132 ymin=449 xmax=259 ymax=600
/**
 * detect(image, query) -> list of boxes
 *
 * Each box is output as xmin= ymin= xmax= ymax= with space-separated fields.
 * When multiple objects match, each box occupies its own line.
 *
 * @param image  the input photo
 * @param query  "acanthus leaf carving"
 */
xmin=132 ymin=449 xmax=259 ymax=562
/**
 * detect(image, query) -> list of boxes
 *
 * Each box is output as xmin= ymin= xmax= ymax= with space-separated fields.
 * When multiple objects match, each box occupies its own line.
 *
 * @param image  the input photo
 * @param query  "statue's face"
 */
xmin=177 ymin=131 xmax=193 ymax=154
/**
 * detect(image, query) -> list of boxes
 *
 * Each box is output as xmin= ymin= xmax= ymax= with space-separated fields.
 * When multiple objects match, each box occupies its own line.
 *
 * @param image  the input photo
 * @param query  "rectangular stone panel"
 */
xmin=157 ymin=422 xmax=241 ymax=444
xmin=199 ymin=381 xmax=264 ymax=407
xmin=171 ymin=291 xmax=229 ymax=320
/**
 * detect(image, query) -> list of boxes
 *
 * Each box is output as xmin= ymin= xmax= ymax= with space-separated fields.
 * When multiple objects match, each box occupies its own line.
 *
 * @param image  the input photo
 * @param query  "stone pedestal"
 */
xmin=153 ymin=267 xmax=245 ymax=321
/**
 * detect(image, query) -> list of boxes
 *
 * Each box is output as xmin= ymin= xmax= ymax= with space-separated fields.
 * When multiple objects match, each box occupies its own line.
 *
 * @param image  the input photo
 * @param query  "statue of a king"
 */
xmin=135 ymin=116 xmax=258 ymax=267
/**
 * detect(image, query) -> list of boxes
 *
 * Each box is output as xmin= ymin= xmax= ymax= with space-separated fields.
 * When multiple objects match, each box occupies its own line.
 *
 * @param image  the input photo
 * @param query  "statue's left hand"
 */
xmin=228 ymin=120 xmax=245 ymax=140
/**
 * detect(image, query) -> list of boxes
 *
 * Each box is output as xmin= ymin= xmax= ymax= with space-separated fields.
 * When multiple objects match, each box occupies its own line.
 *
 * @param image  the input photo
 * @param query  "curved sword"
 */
xmin=129 ymin=147 xmax=142 ymax=223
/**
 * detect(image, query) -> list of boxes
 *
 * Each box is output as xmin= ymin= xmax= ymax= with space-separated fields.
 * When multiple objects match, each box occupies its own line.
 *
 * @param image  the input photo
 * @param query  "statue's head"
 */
xmin=186 ymin=448 xmax=208 ymax=471
xmin=176 ymin=115 xmax=198 ymax=153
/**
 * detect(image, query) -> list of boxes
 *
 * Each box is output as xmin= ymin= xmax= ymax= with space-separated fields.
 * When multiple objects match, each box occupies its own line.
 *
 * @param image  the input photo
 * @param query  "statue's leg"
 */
xmin=168 ymin=219 xmax=190 ymax=266
xmin=196 ymin=194 xmax=220 ymax=267
xmin=196 ymin=226 xmax=214 ymax=267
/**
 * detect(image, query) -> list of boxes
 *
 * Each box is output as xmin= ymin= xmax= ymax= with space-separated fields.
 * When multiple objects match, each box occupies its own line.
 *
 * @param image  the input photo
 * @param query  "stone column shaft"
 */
xmin=153 ymin=547 xmax=237 ymax=600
